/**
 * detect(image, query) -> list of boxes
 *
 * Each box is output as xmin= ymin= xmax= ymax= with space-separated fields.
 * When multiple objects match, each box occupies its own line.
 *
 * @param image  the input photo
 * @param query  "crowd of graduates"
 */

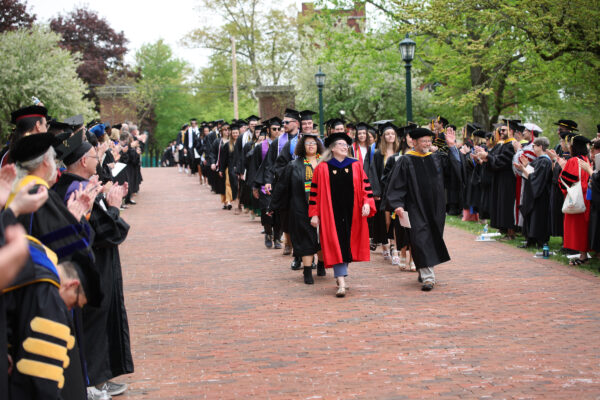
xmin=0 ymin=104 xmax=144 ymax=399
xmin=166 ymin=110 xmax=600 ymax=296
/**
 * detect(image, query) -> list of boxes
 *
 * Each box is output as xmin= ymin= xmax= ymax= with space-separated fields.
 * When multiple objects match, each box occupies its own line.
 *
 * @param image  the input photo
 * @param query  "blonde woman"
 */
xmin=218 ymin=123 xmax=240 ymax=209
xmin=372 ymin=123 xmax=400 ymax=263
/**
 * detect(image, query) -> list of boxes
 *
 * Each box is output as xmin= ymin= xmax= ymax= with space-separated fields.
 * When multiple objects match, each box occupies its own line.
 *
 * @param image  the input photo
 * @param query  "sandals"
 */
xmin=569 ymin=258 xmax=590 ymax=266
xmin=409 ymin=261 xmax=416 ymax=271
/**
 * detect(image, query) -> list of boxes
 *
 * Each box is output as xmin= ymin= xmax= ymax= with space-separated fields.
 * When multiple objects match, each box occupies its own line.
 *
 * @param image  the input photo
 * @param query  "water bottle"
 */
xmin=481 ymin=223 xmax=488 ymax=240
xmin=542 ymin=244 xmax=550 ymax=259
xmin=99 ymin=389 xmax=112 ymax=400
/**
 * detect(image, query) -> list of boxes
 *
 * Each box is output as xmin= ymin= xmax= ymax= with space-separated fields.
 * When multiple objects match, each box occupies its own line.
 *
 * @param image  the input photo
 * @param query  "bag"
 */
xmin=561 ymin=165 xmax=586 ymax=214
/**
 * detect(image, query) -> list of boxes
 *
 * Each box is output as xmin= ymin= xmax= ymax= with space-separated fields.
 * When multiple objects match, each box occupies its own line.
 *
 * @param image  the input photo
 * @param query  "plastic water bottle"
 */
xmin=542 ymin=244 xmax=550 ymax=259
xmin=481 ymin=223 xmax=488 ymax=240
xmin=99 ymin=389 xmax=112 ymax=400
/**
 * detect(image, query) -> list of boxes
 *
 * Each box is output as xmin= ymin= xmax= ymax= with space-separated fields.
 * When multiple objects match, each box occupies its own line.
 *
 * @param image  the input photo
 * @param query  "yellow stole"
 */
xmin=5 ymin=175 xmax=49 ymax=209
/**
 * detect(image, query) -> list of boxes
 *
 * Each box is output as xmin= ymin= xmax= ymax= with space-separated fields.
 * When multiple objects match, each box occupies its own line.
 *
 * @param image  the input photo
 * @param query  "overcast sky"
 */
xmin=26 ymin=0 xmax=301 ymax=72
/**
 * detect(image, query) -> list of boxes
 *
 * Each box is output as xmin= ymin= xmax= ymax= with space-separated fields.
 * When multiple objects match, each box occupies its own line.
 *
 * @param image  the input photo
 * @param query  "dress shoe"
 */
xmin=290 ymin=258 xmax=302 ymax=270
xmin=303 ymin=266 xmax=314 ymax=284
xmin=421 ymin=281 xmax=435 ymax=291
xmin=316 ymin=261 xmax=326 ymax=276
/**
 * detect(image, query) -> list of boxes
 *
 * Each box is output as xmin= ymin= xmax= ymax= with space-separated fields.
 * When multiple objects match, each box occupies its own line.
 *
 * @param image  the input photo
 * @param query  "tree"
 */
xmin=129 ymin=40 xmax=198 ymax=149
xmin=50 ymin=7 xmax=128 ymax=88
xmin=0 ymin=27 xmax=96 ymax=141
xmin=0 ymin=0 xmax=35 ymax=33
xmin=184 ymin=0 xmax=299 ymax=87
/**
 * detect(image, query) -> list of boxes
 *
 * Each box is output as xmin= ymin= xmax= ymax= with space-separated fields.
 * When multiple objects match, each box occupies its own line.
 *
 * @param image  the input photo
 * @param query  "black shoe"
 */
xmin=273 ymin=240 xmax=282 ymax=250
xmin=227 ymin=204 xmax=232 ymax=210
xmin=316 ymin=261 xmax=326 ymax=276
xmin=303 ymin=266 xmax=314 ymax=284
xmin=291 ymin=258 xmax=302 ymax=270
xmin=126 ymin=199 xmax=136 ymax=205
xmin=311 ymin=262 xmax=317 ymax=270
xmin=222 ymin=205 xmax=227 ymax=210
xmin=264 ymin=234 xmax=273 ymax=249
xmin=418 ymin=272 xmax=422 ymax=283
xmin=421 ymin=282 xmax=434 ymax=291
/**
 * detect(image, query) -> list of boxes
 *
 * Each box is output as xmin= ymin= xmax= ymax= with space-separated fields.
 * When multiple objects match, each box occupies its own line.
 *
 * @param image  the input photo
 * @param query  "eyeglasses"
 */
xmin=271 ymin=127 xmax=281 ymax=130
xmin=283 ymin=120 xmax=292 ymax=125
xmin=335 ymin=143 xmax=349 ymax=148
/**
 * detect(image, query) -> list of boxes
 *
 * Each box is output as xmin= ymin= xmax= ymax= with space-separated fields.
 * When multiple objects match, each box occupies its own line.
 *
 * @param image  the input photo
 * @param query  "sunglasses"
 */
xmin=283 ymin=120 xmax=293 ymax=125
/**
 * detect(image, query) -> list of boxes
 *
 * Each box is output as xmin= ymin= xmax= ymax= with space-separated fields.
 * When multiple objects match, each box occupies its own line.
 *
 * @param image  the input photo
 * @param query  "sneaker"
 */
xmin=96 ymin=381 xmax=128 ymax=396
xmin=336 ymin=286 xmax=346 ymax=297
xmin=391 ymin=254 xmax=400 ymax=266
xmin=382 ymin=250 xmax=391 ymax=261
xmin=264 ymin=234 xmax=273 ymax=249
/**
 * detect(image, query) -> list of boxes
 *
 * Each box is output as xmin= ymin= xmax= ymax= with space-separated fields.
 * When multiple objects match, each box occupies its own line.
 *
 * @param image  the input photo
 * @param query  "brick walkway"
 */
xmin=118 ymin=168 xmax=600 ymax=399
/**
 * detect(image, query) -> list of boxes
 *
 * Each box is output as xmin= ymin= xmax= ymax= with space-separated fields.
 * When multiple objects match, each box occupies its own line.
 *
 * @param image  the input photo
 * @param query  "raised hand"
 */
xmin=578 ymin=158 xmax=594 ymax=175
xmin=8 ymin=182 xmax=48 ymax=216
xmin=0 ymin=164 xmax=17 ymax=207
xmin=0 ymin=224 xmax=29 ymax=289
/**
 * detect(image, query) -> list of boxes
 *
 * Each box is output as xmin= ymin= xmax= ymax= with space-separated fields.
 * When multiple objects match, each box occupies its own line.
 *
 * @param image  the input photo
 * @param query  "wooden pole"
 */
xmin=231 ymin=37 xmax=239 ymax=119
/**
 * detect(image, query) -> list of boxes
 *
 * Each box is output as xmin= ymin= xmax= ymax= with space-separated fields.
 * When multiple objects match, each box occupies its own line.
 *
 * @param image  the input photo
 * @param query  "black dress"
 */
xmin=271 ymin=158 xmax=320 ymax=257
xmin=328 ymin=159 xmax=355 ymax=262
xmin=371 ymin=150 xmax=391 ymax=245
xmin=218 ymin=142 xmax=239 ymax=200
xmin=488 ymin=141 xmax=517 ymax=230
xmin=521 ymin=156 xmax=553 ymax=245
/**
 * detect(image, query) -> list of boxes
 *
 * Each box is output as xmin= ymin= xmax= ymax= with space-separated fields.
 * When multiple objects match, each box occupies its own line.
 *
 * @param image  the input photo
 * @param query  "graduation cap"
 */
xmin=268 ymin=117 xmax=282 ymax=127
xmin=48 ymin=119 xmax=73 ymax=133
xmin=448 ymin=124 xmax=457 ymax=131
xmin=356 ymin=122 xmax=369 ymax=131
xmin=11 ymin=105 xmax=48 ymax=124
xmin=11 ymin=132 xmax=55 ymax=163
xmin=112 ymin=123 xmax=123 ymax=130
xmin=324 ymin=132 xmax=352 ymax=148
xmin=502 ymin=118 xmax=521 ymax=132
xmin=299 ymin=110 xmax=316 ymax=121
xmin=57 ymin=131 xmax=93 ymax=166
xmin=328 ymin=118 xmax=345 ymax=128
xmin=554 ymin=119 xmax=578 ymax=132
xmin=466 ymin=122 xmax=483 ymax=136
xmin=347 ymin=122 xmax=356 ymax=130
xmin=378 ymin=121 xmax=399 ymax=134
xmin=559 ymin=131 xmax=576 ymax=141
xmin=372 ymin=119 xmax=394 ymax=126
xmin=399 ymin=122 xmax=419 ymax=138
xmin=570 ymin=135 xmax=591 ymax=146
xmin=86 ymin=119 xmax=101 ymax=129
xmin=246 ymin=115 xmax=260 ymax=122
xmin=230 ymin=122 xmax=241 ymax=131
xmin=284 ymin=108 xmax=301 ymax=121
xmin=437 ymin=116 xmax=449 ymax=127
xmin=89 ymin=123 xmax=106 ymax=138
xmin=190 ymin=118 xmax=198 ymax=122
xmin=410 ymin=127 xmax=435 ymax=140
xmin=473 ymin=129 xmax=487 ymax=138
xmin=180 ymin=123 xmax=189 ymax=131
xmin=64 ymin=114 xmax=84 ymax=129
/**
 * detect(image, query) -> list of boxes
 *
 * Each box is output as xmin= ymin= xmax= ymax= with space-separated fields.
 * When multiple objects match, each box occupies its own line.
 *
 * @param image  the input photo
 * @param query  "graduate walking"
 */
xmin=384 ymin=128 xmax=462 ymax=291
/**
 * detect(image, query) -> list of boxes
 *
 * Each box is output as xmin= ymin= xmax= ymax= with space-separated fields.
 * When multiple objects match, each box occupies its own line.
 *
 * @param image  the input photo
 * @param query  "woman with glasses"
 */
xmin=271 ymin=133 xmax=324 ymax=284
xmin=308 ymin=132 xmax=376 ymax=297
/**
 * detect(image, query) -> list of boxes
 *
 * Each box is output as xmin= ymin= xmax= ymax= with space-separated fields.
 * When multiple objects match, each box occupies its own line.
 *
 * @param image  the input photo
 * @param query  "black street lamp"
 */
xmin=315 ymin=67 xmax=326 ymax=138
xmin=399 ymin=34 xmax=416 ymax=123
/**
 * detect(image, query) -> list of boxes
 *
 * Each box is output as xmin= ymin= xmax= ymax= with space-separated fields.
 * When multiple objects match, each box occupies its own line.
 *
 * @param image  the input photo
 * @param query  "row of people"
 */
xmin=170 ymin=109 xmax=463 ymax=294
xmin=0 ymin=105 xmax=141 ymax=399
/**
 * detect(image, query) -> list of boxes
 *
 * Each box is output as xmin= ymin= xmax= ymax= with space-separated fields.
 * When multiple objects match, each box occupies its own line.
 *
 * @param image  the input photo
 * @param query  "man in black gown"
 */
xmin=385 ymin=128 xmax=461 ymax=291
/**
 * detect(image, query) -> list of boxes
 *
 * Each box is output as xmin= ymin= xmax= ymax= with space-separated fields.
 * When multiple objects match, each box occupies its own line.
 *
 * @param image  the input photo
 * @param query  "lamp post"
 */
xmin=399 ymin=34 xmax=416 ymax=123
xmin=315 ymin=67 xmax=326 ymax=138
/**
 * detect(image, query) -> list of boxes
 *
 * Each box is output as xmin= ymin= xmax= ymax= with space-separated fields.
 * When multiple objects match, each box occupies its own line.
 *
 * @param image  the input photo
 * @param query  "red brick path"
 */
xmin=118 ymin=168 xmax=600 ymax=399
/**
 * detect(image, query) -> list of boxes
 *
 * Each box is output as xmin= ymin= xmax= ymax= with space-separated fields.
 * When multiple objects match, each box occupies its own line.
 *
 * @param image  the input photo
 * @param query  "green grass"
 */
xmin=445 ymin=215 xmax=600 ymax=276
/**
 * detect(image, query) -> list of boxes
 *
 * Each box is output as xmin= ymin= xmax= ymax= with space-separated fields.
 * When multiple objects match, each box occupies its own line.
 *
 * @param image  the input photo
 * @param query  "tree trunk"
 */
xmin=470 ymin=65 xmax=490 ymax=130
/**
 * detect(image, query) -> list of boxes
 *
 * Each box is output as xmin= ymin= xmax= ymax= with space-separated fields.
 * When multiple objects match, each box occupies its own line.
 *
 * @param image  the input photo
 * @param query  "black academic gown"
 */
xmin=588 ymin=170 xmax=600 ymax=251
xmin=520 ymin=156 xmax=553 ymax=245
xmin=487 ymin=141 xmax=516 ymax=230
xmin=464 ymin=153 xmax=482 ymax=213
xmin=550 ymin=162 xmax=565 ymax=237
xmin=218 ymin=142 xmax=239 ymax=200
xmin=384 ymin=150 xmax=461 ymax=269
xmin=479 ymin=144 xmax=497 ymax=219
xmin=53 ymin=173 xmax=133 ymax=385
xmin=271 ymin=158 xmax=320 ymax=257
xmin=211 ymin=139 xmax=226 ymax=195
xmin=371 ymin=150 xmax=391 ymax=244
xmin=242 ymin=142 xmax=258 ymax=209
xmin=4 ymin=242 xmax=83 ymax=400
xmin=380 ymin=153 xmax=411 ymax=248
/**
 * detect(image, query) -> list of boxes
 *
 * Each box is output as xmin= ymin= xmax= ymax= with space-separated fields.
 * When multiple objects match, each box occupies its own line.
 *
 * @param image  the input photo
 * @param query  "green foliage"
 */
xmin=0 ymin=26 xmax=96 ymax=141
xmin=130 ymin=40 xmax=198 ymax=148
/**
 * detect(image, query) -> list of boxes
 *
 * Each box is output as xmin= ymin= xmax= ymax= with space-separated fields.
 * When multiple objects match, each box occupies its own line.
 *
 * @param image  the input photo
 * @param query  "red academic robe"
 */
xmin=308 ymin=159 xmax=376 ymax=267
xmin=559 ymin=156 xmax=590 ymax=252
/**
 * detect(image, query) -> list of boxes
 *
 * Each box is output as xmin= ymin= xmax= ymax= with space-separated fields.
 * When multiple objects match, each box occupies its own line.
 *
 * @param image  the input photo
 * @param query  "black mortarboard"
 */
xmin=11 ymin=133 xmax=55 ymax=163
xmin=559 ymin=131 xmax=576 ymax=140
xmin=268 ymin=117 xmax=282 ymax=127
xmin=86 ymin=119 xmax=101 ymax=129
xmin=64 ymin=114 xmax=84 ymax=128
xmin=246 ymin=115 xmax=260 ymax=122
xmin=52 ymin=132 xmax=72 ymax=159
xmin=554 ymin=119 xmax=578 ymax=132
xmin=437 ymin=116 xmax=449 ymax=127
xmin=473 ymin=129 xmax=487 ymax=138
xmin=410 ymin=128 xmax=435 ymax=139
xmin=502 ymin=118 xmax=520 ymax=132
xmin=448 ymin=124 xmax=457 ymax=131
xmin=356 ymin=122 xmax=369 ymax=131
xmin=324 ymin=132 xmax=352 ymax=148
xmin=181 ymin=123 xmax=189 ymax=130
xmin=372 ymin=119 xmax=394 ymax=126
xmin=597 ymin=124 xmax=600 ymax=132
xmin=466 ymin=122 xmax=483 ymax=136
xmin=230 ymin=122 xmax=241 ymax=131
xmin=58 ymin=131 xmax=93 ymax=165
xmin=11 ymin=105 xmax=48 ymax=124
xmin=284 ymin=108 xmax=301 ymax=121
xmin=571 ymin=135 xmax=591 ymax=145
xmin=328 ymin=118 xmax=345 ymax=128
xmin=48 ymin=119 xmax=72 ymax=132
xmin=347 ymin=122 xmax=356 ymax=130
xmin=378 ymin=121 xmax=399 ymax=134
xmin=112 ymin=123 xmax=123 ymax=130
xmin=299 ymin=110 xmax=316 ymax=121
